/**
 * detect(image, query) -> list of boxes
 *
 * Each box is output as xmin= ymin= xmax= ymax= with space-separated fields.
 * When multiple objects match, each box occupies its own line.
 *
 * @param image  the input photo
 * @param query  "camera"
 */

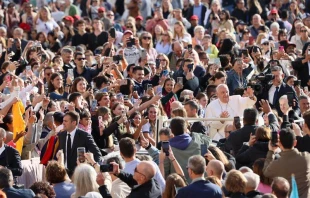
xmin=113 ymin=55 xmax=123 ymax=62
xmin=248 ymin=73 xmax=275 ymax=95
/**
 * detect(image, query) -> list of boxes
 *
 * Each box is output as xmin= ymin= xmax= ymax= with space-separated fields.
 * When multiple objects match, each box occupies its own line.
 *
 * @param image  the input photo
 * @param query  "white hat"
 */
xmin=261 ymin=38 xmax=269 ymax=45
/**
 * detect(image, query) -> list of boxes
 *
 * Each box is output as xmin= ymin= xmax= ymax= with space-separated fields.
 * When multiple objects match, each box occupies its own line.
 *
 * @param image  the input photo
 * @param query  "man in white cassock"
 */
xmin=205 ymin=84 xmax=257 ymax=141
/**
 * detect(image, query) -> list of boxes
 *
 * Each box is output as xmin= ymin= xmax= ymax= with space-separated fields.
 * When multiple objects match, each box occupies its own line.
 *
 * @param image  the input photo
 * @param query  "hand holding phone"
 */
xmin=271 ymin=132 xmax=278 ymax=147
xmin=162 ymin=141 xmax=170 ymax=156
xmin=77 ymin=147 xmax=86 ymax=163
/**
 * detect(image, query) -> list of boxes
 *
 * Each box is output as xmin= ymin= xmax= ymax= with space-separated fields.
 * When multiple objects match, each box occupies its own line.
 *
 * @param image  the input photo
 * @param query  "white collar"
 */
xmin=67 ymin=127 xmax=77 ymax=137
xmin=0 ymin=143 xmax=4 ymax=149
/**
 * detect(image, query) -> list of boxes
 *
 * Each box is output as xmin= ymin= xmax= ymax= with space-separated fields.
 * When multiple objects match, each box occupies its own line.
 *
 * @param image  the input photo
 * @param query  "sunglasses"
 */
xmin=126 ymin=26 xmax=133 ymax=28
xmin=45 ymin=73 xmax=52 ymax=76
xmin=77 ymin=58 xmax=86 ymax=61
xmin=262 ymin=43 xmax=269 ymax=45
xmin=143 ymin=36 xmax=151 ymax=40
xmin=301 ymin=30 xmax=307 ymax=32
xmin=134 ymin=167 xmax=146 ymax=177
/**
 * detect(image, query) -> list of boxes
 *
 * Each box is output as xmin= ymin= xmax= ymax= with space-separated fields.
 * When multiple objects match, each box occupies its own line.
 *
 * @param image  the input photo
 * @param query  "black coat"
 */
xmin=0 ymin=145 xmax=23 ymax=177
xmin=292 ymin=59 xmax=309 ymax=88
xmin=117 ymin=171 xmax=162 ymax=198
xmin=57 ymin=129 xmax=102 ymax=176
xmin=296 ymin=135 xmax=310 ymax=153
xmin=186 ymin=4 xmax=207 ymax=26
xmin=245 ymin=190 xmax=263 ymax=198
xmin=225 ymin=125 xmax=258 ymax=156
xmin=264 ymin=82 xmax=300 ymax=117
xmin=235 ymin=141 xmax=269 ymax=169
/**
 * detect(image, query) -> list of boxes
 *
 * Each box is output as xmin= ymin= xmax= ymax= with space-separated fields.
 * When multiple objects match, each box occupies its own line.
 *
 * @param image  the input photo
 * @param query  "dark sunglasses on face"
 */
xmin=301 ymin=30 xmax=307 ymax=32
xmin=143 ymin=36 xmax=151 ymax=40
xmin=77 ymin=58 xmax=86 ymax=61
xmin=126 ymin=26 xmax=133 ymax=28
xmin=262 ymin=42 xmax=269 ymax=45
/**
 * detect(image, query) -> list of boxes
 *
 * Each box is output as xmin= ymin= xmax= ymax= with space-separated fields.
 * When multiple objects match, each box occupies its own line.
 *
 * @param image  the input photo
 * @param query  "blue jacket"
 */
xmin=73 ymin=66 xmax=101 ymax=83
xmin=3 ymin=187 xmax=35 ymax=198
xmin=176 ymin=180 xmax=222 ymax=198
xmin=227 ymin=65 xmax=253 ymax=95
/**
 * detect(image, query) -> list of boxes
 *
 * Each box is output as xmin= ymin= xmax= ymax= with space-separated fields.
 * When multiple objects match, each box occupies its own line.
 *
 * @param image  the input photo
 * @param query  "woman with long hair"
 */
xmin=173 ymin=21 xmax=191 ymax=43
xmin=139 ymin=31 xmax=157 ymax=61
xmin=61 ymin=25 xmax=74 ymax=46
xmin=208 ymin=71 xmax=227 ymax=86
xmin=219 ymin=10 xmax=235 ymax=34
xmin=35 ymin=6 xmax=60 ymax=35
xmin=205 ymin=0 xmax=222 ymax=34
xmin=247 ymin=0 xmax=263 ymax=23
xmin=162 ymin=0 xmax=173 ymax=19
xmin=125 ymin=20 xmax=137 ymax=37
xmin=205 ymin=145 xmax=236 ymax=172
xmin=288 ymin=0 xmax=302 ymax=24
xmin=155 ymin=30 xmax=173 ymax=55
xmin=48 ymin=73 xmax=71 ymax=100
xmin=162 ymin=173 xmax=187 ymax=198
xmin=156 ymin=53 xmax=171 ymax=71
xmin=71 ymin=77 xmax=92 ymax=100
xmin=160 ymin=78 xmax=182 ymax=117
xmin=141 ymin=104 xmax=159 ymax=146
xmin=72 ymin=164 xmax=99 ymax=198
xmin=295 ymin=25 xmax=310 ymax=51
xmin=47 ymin=31 xmax=62 ymax=53
xmin=278 ymin=29 xmax=288 ymax=42
xmin=290 ymin=20 xmax=303 ymax=42
xmin=154 ymin=25 xmax=164 ymax=46
xmin=36 ymin=32 xmax=48 ymax=50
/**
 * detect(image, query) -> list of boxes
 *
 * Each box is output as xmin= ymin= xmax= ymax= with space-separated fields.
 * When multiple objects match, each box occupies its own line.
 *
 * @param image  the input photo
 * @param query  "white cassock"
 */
xmin=205 ymin=95 xmax=256 ymax=141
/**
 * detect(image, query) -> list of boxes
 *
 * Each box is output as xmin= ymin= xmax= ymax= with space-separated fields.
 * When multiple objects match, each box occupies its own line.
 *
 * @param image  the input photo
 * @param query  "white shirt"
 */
xmin=36 ymin=18 xmax=59 ymax=36
xmin=268 ymin=85 xmax=281 ymax=105
xmin=205 ymin=95 xmax=256 ymax=140
xmin=0 ymin=144 xmax=5 ymax=156
xmin=308 ymin=61 xmax=310 ymax=76
xmin=65 ymin=127 xmax=77 ymax=168
xmin=111 ymin=178 xmax=131 ymax=198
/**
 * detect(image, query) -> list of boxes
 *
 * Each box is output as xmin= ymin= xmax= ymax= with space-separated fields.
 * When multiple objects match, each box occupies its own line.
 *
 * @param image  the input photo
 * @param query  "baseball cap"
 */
xmin=190 ymin=15 xmax=199 ymax=20
xmin=98 ymin=7 xmax=105 ymax=12
xmin=63 ymin=16 xmax=74 ymax=23
xmin=261 ymin=38 xmax=269 ymax=44
xmin=123 ymin=30 xmax=133 ymax=35
xmin=270 ymin=9 xmax=278 ymax=14
xmin=135 ymin=15 xmax=143 ymax=21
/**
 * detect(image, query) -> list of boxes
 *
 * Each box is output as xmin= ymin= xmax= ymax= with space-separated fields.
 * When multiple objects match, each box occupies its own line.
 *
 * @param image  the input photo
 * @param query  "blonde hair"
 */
xmin=256 ymin=33 xmax=267 ymax=46
xmin=72 ymin=164 xmax=99 ymax=198
xmin=173 ymin=21 xmax=186 ymax=39
xmin=160 ymin=30 xmax=173 ymax=43
xmin=139 ymin=31 xmax=154 ymax=49
xmin=39 ymin=6 xmax=52 ymax=21
xmin=248 ymin=0 xmax=262 ymax=14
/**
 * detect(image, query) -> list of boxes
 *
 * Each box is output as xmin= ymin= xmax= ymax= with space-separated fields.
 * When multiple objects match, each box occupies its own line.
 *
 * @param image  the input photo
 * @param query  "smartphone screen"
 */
xmin=287 ymin=92 xmax=294 ymax=107
xmin=234 ymin=116 xmax=241 ymax=129
xmin=147 ymin=84 xmax=153 ymax=90
xmin=77 ymin=147 xmax=86 ymax=163
xmin=98 ymin=116 xmax=103 ymax=127
xmin=201 ymin=144 xmax=208 ymax=156
xmin=188 ymin=44 xmax=192 ymax=53
xmin=100 ymin=164 xmax=114 ymax=172
xmin=68 ymin=69 xmax=74 ymax=78
xmin=177 ymin=77 xmax=183 ymax=85
xmin=271 ymin=132 xmax=278 ymax=146
xmin=279 ymin=46 xmax=284 ymax=52
xmin=162 ymin=141 xmax=169 ymax=156
xmin=116 ymin=93 xmax=123 ymax=100
xmin=249 ymin=36 xmax=254 ymax=45
xmin=91 ymin=99 xmax=97 ymax=111
xmin=294 ymin=80 xmax=301 ymax=87
xmin=162 ymin=70 xmax=169 ymax=76
xmin=155 ymin=59 xmax=160 ymax=69
xmin=242 ymin=49 xmax=249 ymax=57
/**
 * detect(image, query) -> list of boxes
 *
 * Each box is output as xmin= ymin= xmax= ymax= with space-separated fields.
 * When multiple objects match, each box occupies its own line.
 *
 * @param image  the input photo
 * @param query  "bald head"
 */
xmin=272 ymin=177 xmax=290 ymax=198
xmin=224 ymin=124 xmax=234 ymax=137
xmin=171 ymin=101 xmax=183 ymax=111
xmin=0 ymin=128 xmax=6 ymax=139
xmin=138 ymin=161 xmax=156 ymax=180
xmin=206 ymin=160 xmax=224 ymax=179
xmin=172 ymin=41 xmax=183 ymax=57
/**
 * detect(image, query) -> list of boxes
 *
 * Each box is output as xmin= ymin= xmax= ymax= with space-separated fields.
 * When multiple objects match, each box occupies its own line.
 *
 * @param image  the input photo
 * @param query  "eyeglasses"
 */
xmin=262 ymin=43 xmax=269 ymax=45
xmin=77 ymin=58 xmax=86 ymax=61
xmin=126 ymin=26 xmax=133 ymax=28
xmin=143 ymin=36 xmax=151 ymax=40
xmin=46 ymin=73 xmax=52 ymax=76
xmin=134 ymin=167 xmax=146 ymax=177
xmin=301 ymin=30 xmax=307 ymax=32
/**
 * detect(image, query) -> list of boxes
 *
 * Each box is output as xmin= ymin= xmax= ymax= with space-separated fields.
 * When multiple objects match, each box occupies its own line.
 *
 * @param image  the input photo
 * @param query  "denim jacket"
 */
xmin=227 ymin=65 xmax=254 ymax=95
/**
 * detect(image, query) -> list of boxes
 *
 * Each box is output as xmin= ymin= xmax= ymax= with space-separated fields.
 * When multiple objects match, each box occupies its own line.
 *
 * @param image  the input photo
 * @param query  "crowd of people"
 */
xmin=0 ymin=0 xmax=310 ymax=197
